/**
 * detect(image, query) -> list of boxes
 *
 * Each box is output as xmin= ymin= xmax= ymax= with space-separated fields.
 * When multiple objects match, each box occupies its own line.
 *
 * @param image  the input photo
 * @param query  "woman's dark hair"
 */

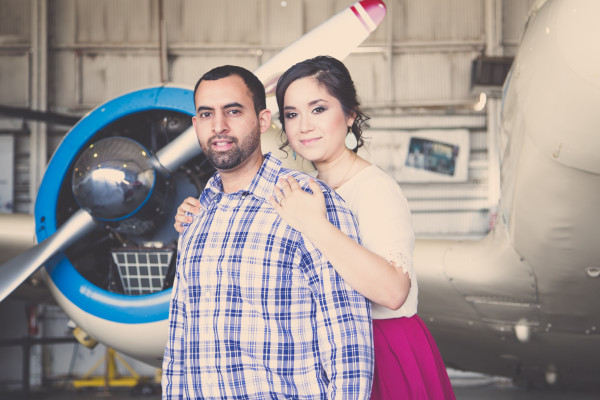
xmin=194 ymin=65 xmax=266 ymax=115
xmin=275 ymin=55 xmax=369 ymax=152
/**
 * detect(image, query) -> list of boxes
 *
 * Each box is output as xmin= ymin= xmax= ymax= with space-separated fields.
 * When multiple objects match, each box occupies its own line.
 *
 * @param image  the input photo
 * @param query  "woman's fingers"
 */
xmin=278 ymin=177 xmax=292 ymax=196
xmin=274 ymin=176 xmax=320 ymax=208
xmin=177 ymin=197 xmax=201 ymax=216
xmin=285 ymin=176 xmax=303 ymax=191
xmin=269 ymin=195 xmax=281 ymax=210
xmin=184 ymin=197 xmax=201 ymax=214
xmin=274 ymin=185 xmax=285 ymax=203
xmin=307 ymin=179 xmax=324 ymax=200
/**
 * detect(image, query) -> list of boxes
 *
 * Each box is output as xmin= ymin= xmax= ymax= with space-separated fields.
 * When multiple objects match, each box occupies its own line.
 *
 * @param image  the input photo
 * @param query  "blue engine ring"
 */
xmin=35 ymin=85 xmax=194 ymax=324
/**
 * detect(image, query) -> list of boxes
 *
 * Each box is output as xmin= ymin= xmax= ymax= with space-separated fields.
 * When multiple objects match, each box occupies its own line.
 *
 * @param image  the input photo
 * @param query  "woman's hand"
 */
xmin=174 ymin=196 xmax=201 ymax=233
xmin=270 ymin=177 xmax=328 ymax=234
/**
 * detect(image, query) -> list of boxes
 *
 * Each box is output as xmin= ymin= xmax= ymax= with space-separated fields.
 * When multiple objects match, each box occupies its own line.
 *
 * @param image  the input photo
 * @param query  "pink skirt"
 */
xmin=371 ymin=315 xmax=455 ymax=400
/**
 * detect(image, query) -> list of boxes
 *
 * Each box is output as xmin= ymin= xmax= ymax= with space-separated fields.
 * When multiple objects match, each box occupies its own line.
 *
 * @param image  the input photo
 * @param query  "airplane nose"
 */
xmin=72 ymin=137 xmax=173 ymax=234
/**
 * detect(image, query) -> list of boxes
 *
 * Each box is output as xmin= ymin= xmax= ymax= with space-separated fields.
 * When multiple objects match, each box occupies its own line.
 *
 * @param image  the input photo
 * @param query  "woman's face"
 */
xmin=282 ymin=77 xmax=354 ymax=164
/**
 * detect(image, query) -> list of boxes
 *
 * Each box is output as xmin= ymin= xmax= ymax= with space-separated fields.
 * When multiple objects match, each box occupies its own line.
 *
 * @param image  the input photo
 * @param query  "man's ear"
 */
xmin=258 ymin=109 xmax=272 ymax=133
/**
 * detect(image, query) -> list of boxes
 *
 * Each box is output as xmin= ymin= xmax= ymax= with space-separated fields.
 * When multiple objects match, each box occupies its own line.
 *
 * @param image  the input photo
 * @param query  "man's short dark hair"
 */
xmin=193 ymin=65 xmax=266 ymax=115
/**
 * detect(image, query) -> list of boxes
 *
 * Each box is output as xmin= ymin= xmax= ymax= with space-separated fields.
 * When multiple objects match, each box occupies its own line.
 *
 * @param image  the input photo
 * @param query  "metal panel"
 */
xmin=304 ymin=0 xmax=337 ymax=33
xmin=171 ymin=54 xmax=260 ymax=88
xmin=265 ymin=0 xmax=304 ymax=46
xmin=392 ymin=51 xmax=479 ymax=104
xmin=392 ymin=0 xmax=484 ymax=42
xmin=75 ymin=0 xmax=155 ymax=43
xmin=49 ymin=0 xmax=76 ymax=44
xmin=80 ymin=53 xmax=160 ymax=106
xmin=344 ymin=53 xmax=390 ymax=106
xmin=49 ymin=52 xmax=77 ymax=110
xmin=0 ymin=53 xmax=29 ymax=106
xmin=179 ymin=0 xmax=260 ymax=44
xmin=0 ymin=0 xmax=31 ymax=40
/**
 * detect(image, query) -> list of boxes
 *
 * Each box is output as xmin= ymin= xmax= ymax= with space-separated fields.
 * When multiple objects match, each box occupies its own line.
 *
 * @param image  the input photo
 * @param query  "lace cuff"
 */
xmin=384 ymin=250 xmax=413 ymax=278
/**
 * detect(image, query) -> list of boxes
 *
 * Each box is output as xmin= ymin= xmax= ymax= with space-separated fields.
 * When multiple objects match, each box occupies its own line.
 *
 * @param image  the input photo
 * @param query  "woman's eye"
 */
xmin=284 ymin=112 xmax=297 ymax=119
xmin=313 ymin=106 xmax=326 ymax=114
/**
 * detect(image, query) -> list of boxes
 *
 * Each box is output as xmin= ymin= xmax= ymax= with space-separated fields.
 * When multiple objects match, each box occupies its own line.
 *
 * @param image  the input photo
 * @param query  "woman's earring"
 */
xmin=292 ymin=150 xmax=297 ymax=160
xmin=345 ymin=128 xmax=358 ymax=150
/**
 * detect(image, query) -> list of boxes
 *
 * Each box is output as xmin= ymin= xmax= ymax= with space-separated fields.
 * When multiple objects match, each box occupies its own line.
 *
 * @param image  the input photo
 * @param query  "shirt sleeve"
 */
xmin=162 ymin=246 xmax=188 ymax=399
xmin=299 ymin=184 xmax=374 ymax=400
xmin=355 ymin=173 xmax=415 ymax=280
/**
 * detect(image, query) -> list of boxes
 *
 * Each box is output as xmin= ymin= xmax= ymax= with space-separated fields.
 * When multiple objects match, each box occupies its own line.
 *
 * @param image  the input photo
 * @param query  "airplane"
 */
xmin=1 ymin=0 xmax=599 ymax=389
xmin=414 ymin=0 xmax=600 ymax=387
xmin=0 ymin=0 xmax=386 ymax=367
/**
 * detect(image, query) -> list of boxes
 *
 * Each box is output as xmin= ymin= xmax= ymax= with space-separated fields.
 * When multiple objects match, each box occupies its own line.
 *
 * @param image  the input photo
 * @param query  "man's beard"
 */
xmin=201 ymin=125 xmax=261 ymax=170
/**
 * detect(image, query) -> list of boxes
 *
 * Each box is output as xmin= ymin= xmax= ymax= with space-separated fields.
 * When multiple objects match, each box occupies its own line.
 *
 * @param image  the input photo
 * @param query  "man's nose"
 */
xmin=212 ymin=113 xmax=228 ymax=134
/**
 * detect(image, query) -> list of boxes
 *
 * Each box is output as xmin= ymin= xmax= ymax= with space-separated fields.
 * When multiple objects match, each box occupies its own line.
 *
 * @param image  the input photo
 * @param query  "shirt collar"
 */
xmin=200 ymin=152 xmax=282 ymax=206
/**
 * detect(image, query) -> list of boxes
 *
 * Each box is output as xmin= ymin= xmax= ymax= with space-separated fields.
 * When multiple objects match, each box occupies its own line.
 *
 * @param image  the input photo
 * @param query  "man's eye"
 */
xmin=228 ymin=109 xmax=241 ymax=115
xmin=199 ymin=112 xmax=211 ymax=118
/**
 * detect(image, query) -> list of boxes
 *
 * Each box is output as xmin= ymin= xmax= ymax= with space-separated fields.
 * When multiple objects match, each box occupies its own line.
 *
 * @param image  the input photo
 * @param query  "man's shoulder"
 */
xmin=280 ymin=168 xmax=342 ymax=199
xmin=279 ymin=167 xmax=315 ymax=182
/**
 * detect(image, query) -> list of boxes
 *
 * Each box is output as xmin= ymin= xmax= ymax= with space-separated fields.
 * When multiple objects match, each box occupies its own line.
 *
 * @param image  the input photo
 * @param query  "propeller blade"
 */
xmin=153 ymin=125 xmax=201 ymax=173
xmin=0 ymin=209 xmax=98 ymax=302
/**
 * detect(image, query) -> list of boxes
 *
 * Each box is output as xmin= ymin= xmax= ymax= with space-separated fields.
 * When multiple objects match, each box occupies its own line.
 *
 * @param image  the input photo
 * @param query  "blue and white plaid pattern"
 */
xmin=162 ymin=153 xmax=373 ymax=399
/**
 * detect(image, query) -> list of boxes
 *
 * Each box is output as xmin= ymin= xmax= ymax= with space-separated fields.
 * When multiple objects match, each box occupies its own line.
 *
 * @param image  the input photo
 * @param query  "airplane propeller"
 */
xmin=0 ymin=209 xmax=97 ymax=302
xmin=0 ymin=121 xmax=203 ymax=303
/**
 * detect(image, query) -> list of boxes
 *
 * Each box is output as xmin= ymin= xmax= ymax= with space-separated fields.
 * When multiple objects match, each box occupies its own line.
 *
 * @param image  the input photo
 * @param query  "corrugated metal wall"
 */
xmin=0 ymin=0 xmax=537 ymax=236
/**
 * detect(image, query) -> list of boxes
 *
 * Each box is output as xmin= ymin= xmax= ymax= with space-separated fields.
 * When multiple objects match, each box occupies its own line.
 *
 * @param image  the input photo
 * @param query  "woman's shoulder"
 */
xmin=351 ymin=164 xmax=403 ymax=195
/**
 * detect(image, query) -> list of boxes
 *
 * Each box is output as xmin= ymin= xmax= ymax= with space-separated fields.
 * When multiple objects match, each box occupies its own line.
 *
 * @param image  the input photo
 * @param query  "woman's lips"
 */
xmin=300 ymin=137 xmax=321 ymax=146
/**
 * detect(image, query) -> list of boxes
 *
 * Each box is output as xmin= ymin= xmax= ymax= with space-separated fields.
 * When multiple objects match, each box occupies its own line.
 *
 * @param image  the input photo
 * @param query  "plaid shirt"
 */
xmin=162 ymin=153 xmax=373 ymax=399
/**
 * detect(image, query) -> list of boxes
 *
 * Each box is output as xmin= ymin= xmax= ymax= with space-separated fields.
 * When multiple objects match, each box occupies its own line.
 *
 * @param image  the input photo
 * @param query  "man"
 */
xmin=162 ymin=65 xmax=373 ymax=399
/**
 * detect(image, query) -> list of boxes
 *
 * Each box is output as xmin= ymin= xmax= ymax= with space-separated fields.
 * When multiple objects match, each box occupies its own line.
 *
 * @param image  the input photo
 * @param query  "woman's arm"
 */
xmin=173 ymin=196 xmax=201 ymax=233
xmin=271 ymin=177 xmax=410 ymax=310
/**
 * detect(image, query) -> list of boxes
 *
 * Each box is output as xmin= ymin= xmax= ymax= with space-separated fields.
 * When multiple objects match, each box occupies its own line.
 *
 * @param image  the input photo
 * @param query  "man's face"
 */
xmin=193 ymin=75 xmax=262 ymax=171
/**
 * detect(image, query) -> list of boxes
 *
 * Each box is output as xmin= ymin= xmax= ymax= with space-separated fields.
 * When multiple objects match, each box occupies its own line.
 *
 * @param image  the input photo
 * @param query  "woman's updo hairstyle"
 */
xmin=275 ymin=55 xmax=369 ymax=152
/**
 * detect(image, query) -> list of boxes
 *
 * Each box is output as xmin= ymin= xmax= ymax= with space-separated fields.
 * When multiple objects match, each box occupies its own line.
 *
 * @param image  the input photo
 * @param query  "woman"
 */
xmin=175 ymin=56 xmax=455 ymax=399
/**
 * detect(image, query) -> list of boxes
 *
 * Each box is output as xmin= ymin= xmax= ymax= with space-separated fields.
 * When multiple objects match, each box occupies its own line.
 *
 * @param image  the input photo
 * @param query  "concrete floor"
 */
xmin=2 ymin=380 xmax=600 ymax=400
